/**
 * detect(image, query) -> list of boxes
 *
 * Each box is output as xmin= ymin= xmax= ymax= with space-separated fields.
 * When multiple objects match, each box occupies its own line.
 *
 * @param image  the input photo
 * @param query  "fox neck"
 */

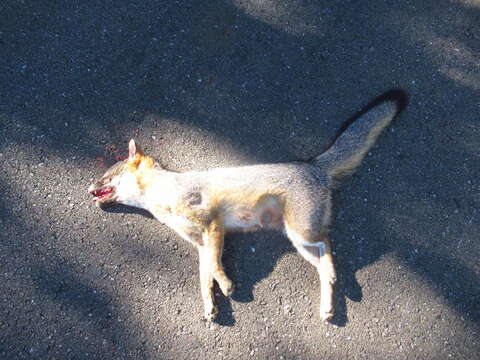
xmin=118 ymin=168 xmax=175 ymax=212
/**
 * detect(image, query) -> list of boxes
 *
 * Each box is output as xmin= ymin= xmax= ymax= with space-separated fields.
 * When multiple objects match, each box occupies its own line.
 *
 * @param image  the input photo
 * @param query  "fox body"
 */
xmin=89 ymin=93 xmax=404 ymax=322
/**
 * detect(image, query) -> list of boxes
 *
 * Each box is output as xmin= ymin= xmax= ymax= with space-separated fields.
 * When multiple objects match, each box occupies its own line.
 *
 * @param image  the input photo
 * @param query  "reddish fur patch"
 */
xmin=126 ymin=154 xmax=156 ymax=192
xmin=96 ymin=157 xmax=105 ymax=168
xmin=127 ymin=152 xmax=153 ymax=170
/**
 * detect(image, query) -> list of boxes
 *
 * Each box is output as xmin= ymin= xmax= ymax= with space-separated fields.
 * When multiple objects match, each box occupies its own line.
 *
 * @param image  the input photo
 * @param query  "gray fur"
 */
xmin=90 ymin=97 xmax=401 ymax=322
xmin=314 ymin=101 xmax=398 ymax=181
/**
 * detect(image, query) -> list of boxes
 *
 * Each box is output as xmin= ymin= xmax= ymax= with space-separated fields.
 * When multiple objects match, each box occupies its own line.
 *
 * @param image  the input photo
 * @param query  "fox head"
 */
xmin=88 ymin=139 xmax=156 ymax=208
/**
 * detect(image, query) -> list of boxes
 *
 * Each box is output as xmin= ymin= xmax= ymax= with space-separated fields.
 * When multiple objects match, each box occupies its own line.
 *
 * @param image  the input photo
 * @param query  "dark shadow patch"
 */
xmin=212 ymin=283 xmax=235 ymax=327
xmin=397 ymin=245 xmax=480 ymax=324
xmin=224 ymin=230 xmax=294 ymax=304
xmin=32 ymin=265 xmax=114 ymax=330
xmin=102 ymin=203 xmax=155 ymax=219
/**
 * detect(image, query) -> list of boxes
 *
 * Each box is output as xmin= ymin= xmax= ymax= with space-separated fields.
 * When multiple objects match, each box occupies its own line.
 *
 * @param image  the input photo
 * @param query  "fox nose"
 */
xmin=88 ymin=183 xmax=97 ymax=193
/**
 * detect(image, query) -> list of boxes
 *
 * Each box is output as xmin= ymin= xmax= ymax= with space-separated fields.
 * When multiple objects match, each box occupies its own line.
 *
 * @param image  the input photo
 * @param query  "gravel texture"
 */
xmin=1 ymin=1 xmax=479 ymax=359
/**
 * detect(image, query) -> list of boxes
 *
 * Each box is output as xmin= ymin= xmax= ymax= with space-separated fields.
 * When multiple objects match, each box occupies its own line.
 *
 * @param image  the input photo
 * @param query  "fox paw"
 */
xmin=203 ymin=305 xmax=218 ymax=322
xmin=320 ymin=306 xmax=334 ymax=322
xmin=219 ymin=279 xmax=235 ymax=297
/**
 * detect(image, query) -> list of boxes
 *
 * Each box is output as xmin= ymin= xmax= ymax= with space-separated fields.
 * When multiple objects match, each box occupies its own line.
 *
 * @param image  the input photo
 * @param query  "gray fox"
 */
xmin=89 ymin=91 xmax=406 ymax=322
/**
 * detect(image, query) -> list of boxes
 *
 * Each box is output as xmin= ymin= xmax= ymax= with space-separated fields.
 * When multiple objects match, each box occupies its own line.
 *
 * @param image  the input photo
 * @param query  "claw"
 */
xmin=320 ymin=308 xmax=334 ymax=322
xmin=204 ymin=305 xmax=218 ymax=322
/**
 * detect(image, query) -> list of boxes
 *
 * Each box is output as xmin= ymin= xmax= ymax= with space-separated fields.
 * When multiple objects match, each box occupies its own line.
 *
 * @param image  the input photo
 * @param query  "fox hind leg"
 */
xmin=198 ymin=248 xmax=218 ymax=320
xmin=284 ymin=224 xmax=336 ymax=321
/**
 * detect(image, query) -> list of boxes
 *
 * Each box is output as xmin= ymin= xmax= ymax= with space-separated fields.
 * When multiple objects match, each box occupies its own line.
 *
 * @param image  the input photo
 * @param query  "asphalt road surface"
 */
xmin=1 ymin=1 xmax=479 ymax=359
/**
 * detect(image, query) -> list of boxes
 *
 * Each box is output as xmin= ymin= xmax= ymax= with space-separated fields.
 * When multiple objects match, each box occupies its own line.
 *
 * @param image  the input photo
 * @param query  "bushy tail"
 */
xmin=314 ymin=91 xmax=406 ymax=181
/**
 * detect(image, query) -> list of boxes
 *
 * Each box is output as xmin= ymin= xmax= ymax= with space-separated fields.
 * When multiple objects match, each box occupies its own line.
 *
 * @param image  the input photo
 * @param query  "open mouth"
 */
xmin=90 ymin=186 xmax=114 ymax=201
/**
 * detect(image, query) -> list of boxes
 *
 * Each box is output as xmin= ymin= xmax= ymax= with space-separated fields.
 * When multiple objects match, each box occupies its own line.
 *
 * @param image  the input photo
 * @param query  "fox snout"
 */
xmin=88 ymin=180 xmax=117 ymax=206
xmin=88 ymin=183 xmax=100 ymax=194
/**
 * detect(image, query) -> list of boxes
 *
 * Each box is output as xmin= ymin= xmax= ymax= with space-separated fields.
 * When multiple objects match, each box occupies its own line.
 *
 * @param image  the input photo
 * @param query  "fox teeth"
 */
xmin=92 ymin=186 xmax=113 ymax=200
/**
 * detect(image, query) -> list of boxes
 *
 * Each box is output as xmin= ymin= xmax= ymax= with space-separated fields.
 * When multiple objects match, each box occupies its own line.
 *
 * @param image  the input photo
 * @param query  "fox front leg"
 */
xmin=198 ymin=218 xmax=234 ymax=321
xmin=198 ymin=247 xmax=217 ymax=321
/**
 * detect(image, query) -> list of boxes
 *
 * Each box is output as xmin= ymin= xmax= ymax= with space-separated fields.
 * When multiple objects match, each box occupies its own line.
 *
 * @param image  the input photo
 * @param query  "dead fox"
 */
xmin=89 ymin=91 xmax=405 ymax=322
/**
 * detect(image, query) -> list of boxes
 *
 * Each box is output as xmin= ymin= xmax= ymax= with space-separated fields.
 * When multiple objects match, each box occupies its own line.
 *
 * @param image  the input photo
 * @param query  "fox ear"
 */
xmin=128 ymin=139 xmax=138 ymax=160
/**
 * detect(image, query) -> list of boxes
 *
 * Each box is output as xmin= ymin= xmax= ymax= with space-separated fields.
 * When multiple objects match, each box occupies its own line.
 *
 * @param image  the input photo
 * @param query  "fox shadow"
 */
xmin=102 ymin=203 xmax=155 ymax=219
xmin=95 ymin=203 xmax=360 ymax=327
xmin=217 ymin=230 xmax=294 ymax=326
xmin=216 ymin=229 xmax=354 ymax=327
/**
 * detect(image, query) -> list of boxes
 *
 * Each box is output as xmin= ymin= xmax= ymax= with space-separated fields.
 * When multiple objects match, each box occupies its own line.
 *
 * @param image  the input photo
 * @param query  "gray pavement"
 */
xmin=1 ymin=1 xmax=479 ymax=359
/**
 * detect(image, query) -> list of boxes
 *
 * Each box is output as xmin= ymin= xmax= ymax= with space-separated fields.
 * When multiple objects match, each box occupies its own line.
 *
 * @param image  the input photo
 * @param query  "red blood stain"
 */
xmin=105 ymin=145 xmax=117 ymax=154
xmin=115 ymin=154 xmax=128 ymax=161
xmin=96 ymin=157 xmax=105 ymax=168
xmin=99 ymin=144 xmax=128 ymax=167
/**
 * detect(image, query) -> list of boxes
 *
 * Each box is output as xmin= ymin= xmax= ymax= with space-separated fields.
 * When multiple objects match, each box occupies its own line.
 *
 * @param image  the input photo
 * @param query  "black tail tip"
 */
xmin=371 ymin=89 xmax=409 ymax=115
xmin=334 ymin=89 xmax=408 ymax=139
